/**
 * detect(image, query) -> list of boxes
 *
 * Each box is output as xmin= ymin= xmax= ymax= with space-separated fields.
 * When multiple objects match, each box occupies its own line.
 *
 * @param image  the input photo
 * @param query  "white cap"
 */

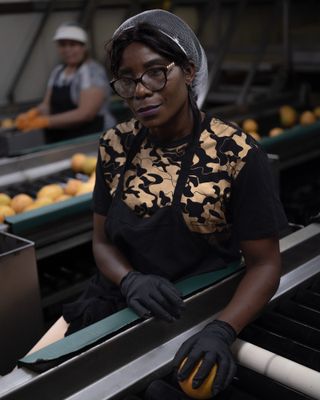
xmin=53 ymin=25 xmax=88 ymax=44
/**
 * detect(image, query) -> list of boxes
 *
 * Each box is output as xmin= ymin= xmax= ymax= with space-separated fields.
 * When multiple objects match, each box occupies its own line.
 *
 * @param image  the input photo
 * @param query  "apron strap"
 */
xmin=172 ymin=108 xmax=202 ymax=205
xmin=114 ymin=108 xmax=202 ymax=205
xmin=114 ymin=126 xmax=148 ymax=200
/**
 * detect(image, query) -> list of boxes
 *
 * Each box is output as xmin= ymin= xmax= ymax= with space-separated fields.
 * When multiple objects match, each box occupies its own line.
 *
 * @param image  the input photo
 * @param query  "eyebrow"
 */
xmin=118 ymin=57 xmax=168 ymax=76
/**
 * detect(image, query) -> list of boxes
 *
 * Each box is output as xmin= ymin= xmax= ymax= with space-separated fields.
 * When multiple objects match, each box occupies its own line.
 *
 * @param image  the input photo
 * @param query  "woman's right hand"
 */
xmin=120 ymin=271 xmax=185 ymax=322
xmin=15 ymin=108 xmax=39 ymax=130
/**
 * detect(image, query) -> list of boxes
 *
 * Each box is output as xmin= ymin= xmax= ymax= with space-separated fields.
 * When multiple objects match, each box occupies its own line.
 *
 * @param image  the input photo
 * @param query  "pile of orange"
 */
xmin=0 ymin=152 xmax=97 ymax=223
xmin=240 ymin=104 xmax=320 ymax=141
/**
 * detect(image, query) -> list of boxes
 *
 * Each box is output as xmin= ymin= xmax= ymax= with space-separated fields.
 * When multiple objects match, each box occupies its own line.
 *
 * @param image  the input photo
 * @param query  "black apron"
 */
xmin=46 ymin=66 xmax=104 ymax=144
xmin=105 ymin=110 xmax=234 ymax=282
xmin=63 ymin=110 xmax=238 ymax=334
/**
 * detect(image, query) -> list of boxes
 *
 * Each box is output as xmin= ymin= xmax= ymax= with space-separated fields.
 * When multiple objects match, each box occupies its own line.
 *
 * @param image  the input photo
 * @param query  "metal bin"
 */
xmin=0 ymin=231 xmax=43 ymax=375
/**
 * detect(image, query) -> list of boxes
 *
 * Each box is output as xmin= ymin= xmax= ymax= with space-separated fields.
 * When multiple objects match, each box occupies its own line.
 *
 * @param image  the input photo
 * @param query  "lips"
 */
xmin=136 ymin=104 xmax=161 ymax=118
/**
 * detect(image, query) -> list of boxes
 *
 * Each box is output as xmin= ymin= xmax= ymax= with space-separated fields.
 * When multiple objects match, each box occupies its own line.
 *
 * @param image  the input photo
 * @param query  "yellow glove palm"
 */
xmin=21 ymin=116 xmax=49 ymax=132
xmin=15 ymin=108 xmax=40 ymax=131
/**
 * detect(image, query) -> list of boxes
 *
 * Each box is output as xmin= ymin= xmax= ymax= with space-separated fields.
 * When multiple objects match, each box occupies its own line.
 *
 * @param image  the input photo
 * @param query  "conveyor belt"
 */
xmin=0 ymin=133 xmax=98 ymax=179
xmin=3 ymin=169 xmax=77 ymax=198
xmin=0 ymin=223 xmax=320 ymax=399
xmin=0 ymin=136 xmax=98 ymax=248
xmin=2 ymin=168 xmax=92 ymax=238
xmin=259 ymin=120 xmax=320 ymax=169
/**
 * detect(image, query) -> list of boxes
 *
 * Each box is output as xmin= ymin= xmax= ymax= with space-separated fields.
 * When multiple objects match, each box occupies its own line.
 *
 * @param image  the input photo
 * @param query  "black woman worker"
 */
xmin=28 ymin=9 xmax=287 ymax=398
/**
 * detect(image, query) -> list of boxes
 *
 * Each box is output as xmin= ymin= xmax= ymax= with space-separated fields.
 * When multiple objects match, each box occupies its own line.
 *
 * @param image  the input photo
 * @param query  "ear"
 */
xmin=184 ymin=62 xmax=196 ymax=86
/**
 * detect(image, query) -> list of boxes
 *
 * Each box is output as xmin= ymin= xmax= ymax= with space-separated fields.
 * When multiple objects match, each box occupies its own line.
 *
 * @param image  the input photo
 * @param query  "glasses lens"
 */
xmin=114 ymin=78 xmax=135 ymax=98
xmin=142 ymin=68 xmax=166 ymax=91
xmin=112 ymin=67 xmax=168 ymax=98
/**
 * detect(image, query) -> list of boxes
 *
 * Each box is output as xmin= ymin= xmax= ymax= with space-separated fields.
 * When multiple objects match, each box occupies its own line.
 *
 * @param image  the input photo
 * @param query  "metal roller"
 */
xmin=232 ymin=339 xmax=320 ymax=399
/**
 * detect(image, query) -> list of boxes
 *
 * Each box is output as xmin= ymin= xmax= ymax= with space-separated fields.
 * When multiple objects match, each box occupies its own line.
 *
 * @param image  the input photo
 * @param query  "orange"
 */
xmin=75 ymin=181 xmax=95 ymax=196
xmin=242 ymin=118 xmax=258 ymax=133
xmin=279 ymin=105 xmax=297 ymax=127
xmin=300 ymin=110 xmax=316 ymax=126
xmin=82 ymin=156 xmax=97 ymax=175
xmin=71 ymin=153 xmax=87 ymax=173
xmin=88 ymin=171 xmax=96 ymax=184
xmin=0 ymin=193 xmax=11 ymax=206
xmin=0 ymin=205 xmax=15 ymax=222
xmin=178 ymin=358 xmax=217 ymax=399
xmin=269 ymin=127 xmax=284 ymax=137
xmin=37 ymin=184 xmax=64 ymax=201
xmin=1 ymin=118 xmax=15 ymax=128
xmin=313 ymin=106 xmax=320 ymax=118
xmin=55 ymin=194 xmax=72 ymax=202
xmin=64 ymin=179 xmax=83 ymax=196
xmin=247 ymin=131 xmax=261 ymax=141
xmin=24 ymin=197 xmax=54 ymax=211
xmin=11 ymin=193 xmax=34 ymax=213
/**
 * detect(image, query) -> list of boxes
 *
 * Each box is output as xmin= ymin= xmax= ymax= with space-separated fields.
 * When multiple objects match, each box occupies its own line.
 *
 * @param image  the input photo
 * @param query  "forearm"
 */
xmin=37 ymin=89 xmax=51 ymax=115
xmin=47 ymin=108 xmax=96 ymax=129
xmin=37 ymin=102 xmax=50 ymax=115
xmin=217 ymin=262 xmax=280 ymax=333
xmin=93 ymin=234 xmax=133 ymax=286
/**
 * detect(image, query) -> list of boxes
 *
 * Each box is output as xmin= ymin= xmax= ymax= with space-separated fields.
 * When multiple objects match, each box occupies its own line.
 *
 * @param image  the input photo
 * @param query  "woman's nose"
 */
xmin=134 ymin=81 xmax=152 ymax=98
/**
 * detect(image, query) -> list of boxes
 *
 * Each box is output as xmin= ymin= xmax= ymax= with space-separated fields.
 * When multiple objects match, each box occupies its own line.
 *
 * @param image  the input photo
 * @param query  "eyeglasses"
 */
xmin=110 ymin=62 xmax=175 ymax=99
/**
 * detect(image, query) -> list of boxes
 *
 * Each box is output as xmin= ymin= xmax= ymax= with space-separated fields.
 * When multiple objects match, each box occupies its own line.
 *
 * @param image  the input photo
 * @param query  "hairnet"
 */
xmin=112 ymin=9 xmax=208 ymax=108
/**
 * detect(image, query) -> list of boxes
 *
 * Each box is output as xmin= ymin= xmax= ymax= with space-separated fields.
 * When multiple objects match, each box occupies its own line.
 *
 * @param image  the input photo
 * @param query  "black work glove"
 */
xmin=173 ymin=319 xmax=237 ymax=397
xmin=120 ymin=271 xmax=185 ymax=322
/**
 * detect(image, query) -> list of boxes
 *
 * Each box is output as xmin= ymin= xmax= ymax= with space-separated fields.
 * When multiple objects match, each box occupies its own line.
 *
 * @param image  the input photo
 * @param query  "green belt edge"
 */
xmin=259 ymin=120 xmax=320 ymax=150
xmin=19 ymin=260 xmax=243 ymax=365
xmin=5 ymin=193 xmax=92 ymax=234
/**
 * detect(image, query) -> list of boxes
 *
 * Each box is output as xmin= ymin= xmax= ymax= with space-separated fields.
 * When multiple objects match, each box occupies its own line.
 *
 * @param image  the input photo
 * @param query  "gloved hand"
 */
xmin=174 ymin=319 xmax=237 ymax=397
xmin=120 ymin=271 xmax=185 ymax=322
xmin=15 ymin=108 xmax=40 ymax=130
xmin=18 ymin=116 xmax=49 ymax=132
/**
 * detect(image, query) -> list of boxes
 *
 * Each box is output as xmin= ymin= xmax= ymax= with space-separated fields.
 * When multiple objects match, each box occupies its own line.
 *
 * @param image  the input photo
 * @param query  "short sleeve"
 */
xmin=231 ymin=146 xmax=288 ymax=240
xmin=47 ymin=65 xmax=63 ymax=88
xmin=92 ymin=149 xmax=113 ymax=216
xmin=77 ymin=61 xmax=108 ymax=91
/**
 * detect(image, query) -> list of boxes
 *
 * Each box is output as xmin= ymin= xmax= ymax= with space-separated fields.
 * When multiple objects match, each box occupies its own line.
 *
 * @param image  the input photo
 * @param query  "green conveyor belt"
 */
xmin=259 ymin=120 xmax=320 ymax=161
xmin=14 ymin=132 xmax=101 ymax=156
xmin=5 ymin=193 xmax=92 ymax=234
xmin=18 ymin=261 xmax=243 ymax=370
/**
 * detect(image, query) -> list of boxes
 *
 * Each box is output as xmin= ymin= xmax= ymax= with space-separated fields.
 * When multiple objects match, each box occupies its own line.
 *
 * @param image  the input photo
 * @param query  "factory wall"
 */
xmin=0 ymin=2 xmax=280 ymax=107
xmin=0 ymin=1 xmax=319 ymax=108
xmin=0 ymin=5 xmax=199 ymax=107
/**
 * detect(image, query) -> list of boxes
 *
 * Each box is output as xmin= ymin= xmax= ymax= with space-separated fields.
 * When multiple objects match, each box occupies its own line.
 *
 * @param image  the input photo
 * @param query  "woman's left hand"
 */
xmin=173 ymin=319 xmax=237 ymax=397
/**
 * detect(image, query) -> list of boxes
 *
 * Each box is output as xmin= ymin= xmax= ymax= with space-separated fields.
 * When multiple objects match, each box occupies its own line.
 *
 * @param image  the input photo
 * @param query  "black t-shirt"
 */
xmin=93 ymin=114 xmax=288 ymax=261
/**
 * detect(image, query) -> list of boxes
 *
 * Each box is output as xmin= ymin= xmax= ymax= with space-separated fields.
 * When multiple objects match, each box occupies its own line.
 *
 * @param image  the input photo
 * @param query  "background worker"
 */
xmin=16 ymin=22 xmax=115 ymax=143
xmin=27 ymin=9 xmax=287 ymax=398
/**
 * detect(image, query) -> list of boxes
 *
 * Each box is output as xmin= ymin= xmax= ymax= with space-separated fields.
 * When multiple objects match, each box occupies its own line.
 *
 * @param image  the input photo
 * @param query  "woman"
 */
xmin=16 ymin=22 xmax=115 ymax=143
xmin=29 ymin=9 xmax=287 ymax=398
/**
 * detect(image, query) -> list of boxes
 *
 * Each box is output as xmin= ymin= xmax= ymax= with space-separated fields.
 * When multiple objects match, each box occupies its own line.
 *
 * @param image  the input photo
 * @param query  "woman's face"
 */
xmin=56 ymin=40 xmax=87 ymax=67
xmin=117 ymin=42 xmax=195 ymax=137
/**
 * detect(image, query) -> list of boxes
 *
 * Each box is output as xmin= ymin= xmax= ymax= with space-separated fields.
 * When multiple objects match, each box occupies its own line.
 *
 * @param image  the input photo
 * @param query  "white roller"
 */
xmin=232 ymin=339 xmax=320 ymax=399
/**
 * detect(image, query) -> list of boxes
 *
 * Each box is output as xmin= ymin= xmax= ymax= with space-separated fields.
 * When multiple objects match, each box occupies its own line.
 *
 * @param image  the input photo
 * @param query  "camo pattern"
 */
xmin=99 ymin=116 xmax=258 ymax=234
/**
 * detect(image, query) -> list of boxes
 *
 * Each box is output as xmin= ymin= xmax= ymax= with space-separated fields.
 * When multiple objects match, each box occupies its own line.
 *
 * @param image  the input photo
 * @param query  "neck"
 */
xmin=150 ymin=106 xmax=198 ymax=143
xmin=64 ymin=65 xmax=77 ymax=75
